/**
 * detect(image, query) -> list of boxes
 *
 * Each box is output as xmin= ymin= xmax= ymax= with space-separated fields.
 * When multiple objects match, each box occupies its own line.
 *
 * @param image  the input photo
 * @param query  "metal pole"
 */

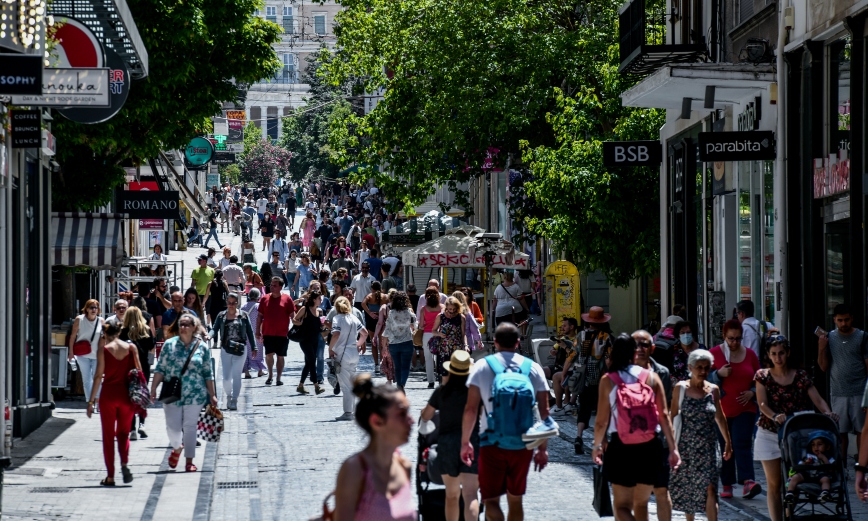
xmin=775 ymin=1 xmax=789 ymax=334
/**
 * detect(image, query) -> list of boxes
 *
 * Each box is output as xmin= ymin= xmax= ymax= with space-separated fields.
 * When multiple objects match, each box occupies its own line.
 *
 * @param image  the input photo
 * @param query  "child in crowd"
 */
xmin=785 ymin=431 xmax=836 ymax=504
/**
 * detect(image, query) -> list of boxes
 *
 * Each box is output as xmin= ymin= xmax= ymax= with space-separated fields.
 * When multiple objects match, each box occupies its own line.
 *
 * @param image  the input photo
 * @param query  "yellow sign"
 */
xmin=544 ymin=261 xmax=580 ymax=328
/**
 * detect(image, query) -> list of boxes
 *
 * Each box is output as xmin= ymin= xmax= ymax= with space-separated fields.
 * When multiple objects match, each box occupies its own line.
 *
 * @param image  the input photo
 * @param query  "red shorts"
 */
xmin=478 ymin=445 xmax=534 ymax=500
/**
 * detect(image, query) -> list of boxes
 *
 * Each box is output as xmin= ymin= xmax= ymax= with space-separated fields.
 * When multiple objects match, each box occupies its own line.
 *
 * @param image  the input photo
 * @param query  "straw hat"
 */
xmin=581 ymin=306 xmax=611 ymax=324
xmin=443 ymin=350 xmax=472 ymax=376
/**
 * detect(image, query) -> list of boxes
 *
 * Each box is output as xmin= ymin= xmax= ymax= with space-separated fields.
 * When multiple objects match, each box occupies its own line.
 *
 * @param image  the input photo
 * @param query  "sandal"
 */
xmin=121 ymin=466 xmax=133 ymax=484
xmin=243 ymin=373 xmax=252 ymax=379
xmin=168 ymin=447 xmax=183 ymax=469
xmin=100 ymin=478 xmax=115 ymax=486
xmin=185 ymin=463 xmax=198 ymax=473
xmin=315 ymin=385 xmax=324 ymax=395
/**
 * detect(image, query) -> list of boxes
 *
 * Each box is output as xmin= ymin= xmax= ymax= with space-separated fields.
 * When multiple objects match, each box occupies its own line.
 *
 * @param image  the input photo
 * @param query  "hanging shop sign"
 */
xmin=226 ymin=110 xmax=246 ymax=142
xmin=213 ymin=152 xmax=237 ymax=165
xmin=813 ymin=150 xmax=850 ymax=199
xmin=116 ymin=190 xmax=180 ymax=219
xmin=138 ymin=219 xmax=167 ymax=230
xmin=603 ymin=140 xmax=663 ymax=167
xmin=184 ymin=137 xmax=215 ymax=167
xmin=11 ymin=109 xmax=42 ymax=148
xmin=698 ymin=131 xmax=775 ymax=161
xmin=58 ymin=49 xmax=131 ymax=124
xmin=51 ymin=17 xmax=105 ymax=68
xmin=209 ymin=135 xmax=228 ymax=151
xmin=227 ymin=143 xmax=244 ymax=153
xmin=0 ymin=54 xmax=44 ymax=95
xmin=737 ymin=98 xmax=762 ymax=131
xmin=12 ymin=68 xmax=110 ymax=107
xmin=206 ymin=174 xmax=221 ymax=189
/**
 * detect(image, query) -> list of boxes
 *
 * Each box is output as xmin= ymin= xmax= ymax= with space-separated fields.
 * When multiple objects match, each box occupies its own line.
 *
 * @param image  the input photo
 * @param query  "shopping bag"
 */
xmin=593 ymin=465 xmax=613 ymax=517
xmin=197 ymin=405 xmax=224 ymax=442
xmin=127 ymin=369 xmax=151 ymax=414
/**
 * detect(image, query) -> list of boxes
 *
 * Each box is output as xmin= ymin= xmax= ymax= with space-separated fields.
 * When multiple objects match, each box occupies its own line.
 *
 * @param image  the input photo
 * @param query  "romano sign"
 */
xmin=698 ymin=131 xmax=775 ymax=162
xmin=116 ymin=190 xmax=180 ymax=219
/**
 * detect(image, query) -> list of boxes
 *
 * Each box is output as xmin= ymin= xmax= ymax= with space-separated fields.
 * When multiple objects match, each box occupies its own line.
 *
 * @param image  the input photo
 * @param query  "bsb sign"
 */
xmin=116 ymin=190 xmax=180 ymax=219
xmin=602 ymin=140 xmax=662 ymax=167
xmin=698 ymin=131 xmax=775 ymax=162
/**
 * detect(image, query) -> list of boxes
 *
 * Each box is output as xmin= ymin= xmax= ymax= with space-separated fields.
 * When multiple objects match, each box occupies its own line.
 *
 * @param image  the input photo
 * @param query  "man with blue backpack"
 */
xmin=461 ymin=323 xmax=558 ymax=520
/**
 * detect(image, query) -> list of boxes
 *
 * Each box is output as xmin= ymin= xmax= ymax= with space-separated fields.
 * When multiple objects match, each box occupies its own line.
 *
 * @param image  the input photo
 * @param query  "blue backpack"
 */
xmin=481 ymin=355 xmax=536 ymax=450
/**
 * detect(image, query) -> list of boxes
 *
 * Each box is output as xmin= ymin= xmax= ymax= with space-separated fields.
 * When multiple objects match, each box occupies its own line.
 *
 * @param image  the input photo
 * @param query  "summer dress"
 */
xmin=670 ymin=389 xmax=721 ymax=514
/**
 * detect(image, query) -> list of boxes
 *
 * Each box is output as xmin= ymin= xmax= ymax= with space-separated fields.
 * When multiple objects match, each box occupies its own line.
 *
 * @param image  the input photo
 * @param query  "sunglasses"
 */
xmin=769 ymin=334 xmax=788 ymax=344
xmin=87 ymin=306 xmax=98 ymax=310
xmin=227 ymin=301 xmax=238 ymax=306
xmin=179 ymin=323 xmax=195 ymax=328
xmin=636 ymin=341 xmax=652 ymax=349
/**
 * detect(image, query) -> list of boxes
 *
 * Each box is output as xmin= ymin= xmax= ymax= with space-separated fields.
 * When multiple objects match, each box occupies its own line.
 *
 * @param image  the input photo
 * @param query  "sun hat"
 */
xmin=581 ymin=306 xmax=611 ymax=324
xmin=443 ymin=350 xmax=472 ymax=376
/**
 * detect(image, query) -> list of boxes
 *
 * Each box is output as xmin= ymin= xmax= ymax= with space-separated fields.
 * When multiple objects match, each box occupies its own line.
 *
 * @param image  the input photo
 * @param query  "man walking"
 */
xmin=461 ymin=323 xmax=555 ymax=521
xmin=349 ymin=261 xmax=376 ymax=314
xmin=818 ymin=303 xmax=868 ymax=459
xmin=162 ymin=291 xmax=195 ymax=338
xmin=269 ymin=229 xmax=289 ymax=262
xmin=573 ymin=307 xmax=612 ymax=454
xmin=256 ymin=276 xmax=296 ymax=385
xmin=223 ymin=255 xmax=245 ymax=292
xmin=218 ymin=196 xmax=232 ymax=233
xmin=737 ymin=300 xmax=775 ymax=360
xmin=203 ymin=206 xmax=224 ymax=248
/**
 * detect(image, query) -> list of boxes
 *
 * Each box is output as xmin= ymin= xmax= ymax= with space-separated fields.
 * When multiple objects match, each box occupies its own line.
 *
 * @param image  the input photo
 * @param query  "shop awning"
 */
xmin=52 ymin=213 xmax=127 ymax=269
xmin=401 ymin=226 xmax=531 ymax=269
xmin=621 ymin=63 xmax=776 ymax=110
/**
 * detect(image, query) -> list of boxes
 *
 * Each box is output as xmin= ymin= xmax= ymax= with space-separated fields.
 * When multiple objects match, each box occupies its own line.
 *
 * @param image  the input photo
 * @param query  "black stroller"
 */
xmin=416 ymin=413 xmax=479 ymax=520
xmin=779 ymin=413 xmax=853 ymax=521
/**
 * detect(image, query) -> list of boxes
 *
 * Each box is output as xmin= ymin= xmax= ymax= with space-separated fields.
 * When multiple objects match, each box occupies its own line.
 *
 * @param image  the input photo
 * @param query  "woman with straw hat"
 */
xmin=420 ymin=350 xmax=480 ymax=521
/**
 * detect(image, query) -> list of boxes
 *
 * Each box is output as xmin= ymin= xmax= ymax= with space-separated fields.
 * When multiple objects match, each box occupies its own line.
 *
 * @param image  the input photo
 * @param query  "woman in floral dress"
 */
xmin=241 ymin=288 xmax=267 ymax=378
xmin=430 ymin=296 xmax=468 ymax=379
xmin=670 ymin=349 xmax=732 ymax=521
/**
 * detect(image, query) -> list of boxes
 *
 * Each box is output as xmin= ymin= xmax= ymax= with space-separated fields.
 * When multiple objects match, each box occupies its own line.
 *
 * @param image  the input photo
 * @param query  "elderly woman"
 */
xmin=241 ymin=288 xmax=267 ymax=378
xmin=669 ymin=349 xmax=732 ymax=521
xmin=209 ymin=293 xmax=256 ymax=410
xmin=328 ymin=296 xmax=369 ymax=421
xmin=754 ymin=336 xmax=837 ymax=521
xmin=709 ymin=319 xmax=761 ymax=499
xmin=150 ymin=312 xmax=217 ymax=472
xmin=430 ymin=296 xmax=468 ymax=380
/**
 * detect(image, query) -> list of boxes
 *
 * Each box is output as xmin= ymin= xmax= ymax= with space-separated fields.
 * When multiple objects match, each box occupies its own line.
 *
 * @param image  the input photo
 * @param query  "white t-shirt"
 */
xmin=494 ymin=283 xmax=522 ymax=317
xmin=466 ymin=352 xmax=549 ymax=433
xmin=330 ymin=313 xmax=364 ymax=363
xmin=741 ymin=317 xmax=773 ymax=359
xmin=350 ymin=273 xmax=375 ymax=303
xmin=257 ymin=198 xmax=268 ymax=213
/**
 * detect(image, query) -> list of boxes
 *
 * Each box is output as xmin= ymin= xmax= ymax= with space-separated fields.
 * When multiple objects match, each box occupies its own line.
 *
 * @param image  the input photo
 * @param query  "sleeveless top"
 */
xmin=75 ymin=315 xmax=103 ymax=359
xmin=423 ymin=308 xmax=440 ymax=333
xmin=103 ymin=346 xmax=136 ymax=391
xmin=299 ymin=306 xmax=322 ymax=343
xmin=354 ymin=454 xmax=416 ymax=521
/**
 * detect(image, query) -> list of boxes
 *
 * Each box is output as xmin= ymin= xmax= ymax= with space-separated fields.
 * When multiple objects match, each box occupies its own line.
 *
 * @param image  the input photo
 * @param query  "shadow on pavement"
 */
xmin=9 ymin=417 xmax=76 ymax=468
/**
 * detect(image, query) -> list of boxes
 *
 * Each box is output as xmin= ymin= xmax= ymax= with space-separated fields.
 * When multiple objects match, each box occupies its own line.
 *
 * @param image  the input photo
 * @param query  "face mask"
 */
xmin=679 ymin=334 xmax=693 ymax=345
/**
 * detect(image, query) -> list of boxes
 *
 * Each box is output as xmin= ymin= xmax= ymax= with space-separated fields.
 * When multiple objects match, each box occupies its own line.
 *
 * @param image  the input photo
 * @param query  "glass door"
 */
xmin=825 ymin=221 xmax=849 ymax=327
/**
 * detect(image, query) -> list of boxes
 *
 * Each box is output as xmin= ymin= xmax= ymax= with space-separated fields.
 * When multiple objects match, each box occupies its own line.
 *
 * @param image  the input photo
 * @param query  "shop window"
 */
xmin=736 ymin=159 xmax=774 ymax=323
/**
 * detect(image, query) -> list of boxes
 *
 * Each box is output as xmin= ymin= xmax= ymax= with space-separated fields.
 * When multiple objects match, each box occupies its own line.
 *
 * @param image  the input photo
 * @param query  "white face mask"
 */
xmin=680 ymin=333 xmax=693 ymax=345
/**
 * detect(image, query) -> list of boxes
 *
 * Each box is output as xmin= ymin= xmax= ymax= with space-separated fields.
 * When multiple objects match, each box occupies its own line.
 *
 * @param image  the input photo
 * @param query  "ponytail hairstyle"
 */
xmin=370 ymin=280 xmax=382 ymax=304
xmin=352 ymin=373 xmax=401 ymax=435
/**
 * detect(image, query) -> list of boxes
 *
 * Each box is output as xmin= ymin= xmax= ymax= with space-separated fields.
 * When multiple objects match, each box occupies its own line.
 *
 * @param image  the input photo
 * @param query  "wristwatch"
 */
xmin=856 ymin=464 xmax=868 ymax=473
xmin=87 ymin=401 xmax=94 ymax=406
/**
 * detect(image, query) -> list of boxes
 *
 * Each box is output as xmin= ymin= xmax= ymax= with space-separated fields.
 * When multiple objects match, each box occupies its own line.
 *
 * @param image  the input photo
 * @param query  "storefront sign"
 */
xmin=213 ymin=152 xmax=237 ymax=165
xmin=737 ymin=98 xmax=762 ymax=131
xmin=698 ymin=131 xmax=775 ymax=161
xmin=226 ymin=110 xmax=246 ymax=142
xmin=11 ymin=109 xmax=42 ymax=148
xmin=138 ymin=219 xmax=167 ymax=230
xmin=58 ymin=49 xmax=131 ymax=124
xmin=416 ymin=253 xmax=528 ymax=269
xmin=116 ymin=190 xmax=180 ymax=219
xmin=12 ymin=68 xmax=110 ymax=106
xmin=813 ymin=151 xmax=850 ymax=199
xmin=185 ymin=137 xmax=214 ymax=166
xmin=0 ymin=54 xmax=43 ymax=95
xmin=603 ymin=140 xmax=662 ymax=167
xmin=227 ymin=143 xmax=244 ymax=153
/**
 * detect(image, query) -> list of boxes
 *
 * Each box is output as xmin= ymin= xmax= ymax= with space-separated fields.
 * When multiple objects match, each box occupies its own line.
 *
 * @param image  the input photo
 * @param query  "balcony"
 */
xmin=618 ymin=0 xmax=706 ymax=77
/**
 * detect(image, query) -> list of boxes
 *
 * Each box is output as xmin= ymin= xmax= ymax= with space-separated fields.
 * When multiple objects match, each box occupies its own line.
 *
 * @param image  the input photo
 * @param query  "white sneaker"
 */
xmin=228 ymin=398 xmax=237 ymax=411
xmin=374 ymin=364 xmax=380 ymax=374
xmin=564 ymin=404 xmax=576 ymax=414
xmin=550 ymin=405 xmax=565 ymax=415
xmin=525 ymin=438 xmax=546 ymax=450
xmin=335 ymin=412 xmax=354 ymax=421
xmin=129 ymin=430 xmax=138 ymax=441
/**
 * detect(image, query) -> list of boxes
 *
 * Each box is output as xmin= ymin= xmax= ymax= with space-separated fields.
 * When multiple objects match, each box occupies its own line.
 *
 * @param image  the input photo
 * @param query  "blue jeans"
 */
xmin=316 ymin=335 xmax=325 ymax=383
xmin=286 ymin=272 xmax=297 ymax=298
xmin=389 ymin=341 xmax=414 ymax=388
xmin=203 ymin=227 xmax=222 ymax=248
xmin=718 ymin=411 xmax=756 ymax=486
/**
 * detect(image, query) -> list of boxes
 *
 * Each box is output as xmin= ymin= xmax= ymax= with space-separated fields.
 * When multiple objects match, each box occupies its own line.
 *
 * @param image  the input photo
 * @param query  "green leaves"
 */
xmin=51 ymin=0 xmax=281 ymax=210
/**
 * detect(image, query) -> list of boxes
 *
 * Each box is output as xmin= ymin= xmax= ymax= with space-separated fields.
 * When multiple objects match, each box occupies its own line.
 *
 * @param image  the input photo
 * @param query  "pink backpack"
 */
xmin=608 ymin=369 xmax=659 ymax=444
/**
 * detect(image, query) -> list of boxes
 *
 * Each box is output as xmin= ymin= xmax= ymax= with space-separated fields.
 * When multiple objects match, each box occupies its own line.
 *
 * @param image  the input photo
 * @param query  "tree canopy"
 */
xmin=325 ymin=0 xmax=663 ymax=286
xmin=51 ymin=0 xmax=281 ymax=211
xmin=238 ymin=140 xmax=293 ymax=187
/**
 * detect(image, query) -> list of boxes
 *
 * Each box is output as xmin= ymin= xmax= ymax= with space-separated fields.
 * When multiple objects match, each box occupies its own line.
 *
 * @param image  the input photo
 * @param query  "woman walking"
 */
xmin=219 ymin=247 xmax=233 ymax=269
xmin=205 ymin=269 xmax=230 ymax=326
xmin=452 ymin=290 xmax=481 ymax=351
xmin=149 ymin=244 xmax=168 ymax=272
xmin=430 ymin=297 xmax=468 ymax=380
xmin=241 ymin=233 xmax=257 ymax=265
xmin=380 ymin=291 xmax=416 ymax=392
xmin=669 ymin=349 xmax=732 ymax=521
xmin=121 ymin=307 xmax=154 ymax=440
xmin=243 ymin=264 xmax=264 ymax=292
xmin=150 ymin=313 xmax=217 ymax=472
xmin=592 ymin=333 xmax=681 ymax=521
xmin=292 ymin=291 xmax=325 ymax=395
xmin=260 ymin=211 xmax=275 ymax=252
xmin=295 ymin=253 xmax=317 ymax=296
xmin=86 ymin=321 xmax=142 ymax=486
xmin=285 ymin=250 xmax=300 ymax=299
xmin=242 ymin=288 xmax=267 ymax=378
xmin=709 ymin=319 xmax=762 ymax=499
xmin=670 ymin=321 xmax=705 ymax=386
xmin=332 ymin=374 xmax=416 ymax=520
xmin=209 ymin=293 xmax=256 ymax=410
xmin=68 ymin=299 xmax=104 ymax=409
xmin=300 ymin=211 xmax=316 ymax=248
xmin=493 ymin=272 xmax=526 ymax=328
xmin=754 ymin=336 xmax=837 ymax=521
xmin=362 ymin=281 xmax=386 ymax=373
xmin=420 ymin=350 xmax=479 ymax=521
xmin=183 ymin=288 xmax=206 ymax=321
xmin=329 ymin=297 xmax=368 ymax=420
xmin=418 ymin=288 xmax=445 ymax=389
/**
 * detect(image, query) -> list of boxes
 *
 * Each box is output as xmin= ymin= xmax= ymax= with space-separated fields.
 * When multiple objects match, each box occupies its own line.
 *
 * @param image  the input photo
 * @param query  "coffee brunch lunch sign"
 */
xmin=698 ymin=131 xmax=775 ymax=162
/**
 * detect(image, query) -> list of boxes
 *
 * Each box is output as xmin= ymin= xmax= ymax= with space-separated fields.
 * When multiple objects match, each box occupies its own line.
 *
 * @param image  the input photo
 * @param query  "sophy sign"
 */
xmin=698 ymin=131 xmax=775 ymax=162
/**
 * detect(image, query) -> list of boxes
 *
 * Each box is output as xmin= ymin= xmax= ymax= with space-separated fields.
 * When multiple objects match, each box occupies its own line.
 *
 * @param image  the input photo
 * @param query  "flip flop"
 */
xmin=100 ymin=478 xmax=115 ymax=486
xmin=168 ymin=447 xmax=182 ymax=469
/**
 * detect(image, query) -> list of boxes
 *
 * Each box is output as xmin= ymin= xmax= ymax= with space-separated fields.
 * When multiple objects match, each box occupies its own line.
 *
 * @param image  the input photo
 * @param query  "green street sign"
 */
xmin=185 ymin=137 xmax=214 ymax=166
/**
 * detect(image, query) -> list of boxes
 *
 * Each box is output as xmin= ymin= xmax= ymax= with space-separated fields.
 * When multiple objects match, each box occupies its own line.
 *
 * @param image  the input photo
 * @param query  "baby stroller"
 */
xmin=779 ymin=413 xmax=852 ymax=521
xmin=416 ymin=414 xmax=478 ymax=520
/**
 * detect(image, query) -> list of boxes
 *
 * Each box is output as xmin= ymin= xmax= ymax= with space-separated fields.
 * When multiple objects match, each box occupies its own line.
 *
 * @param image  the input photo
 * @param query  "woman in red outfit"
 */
xmin=87 ymin=321 xmax=143 ymax=486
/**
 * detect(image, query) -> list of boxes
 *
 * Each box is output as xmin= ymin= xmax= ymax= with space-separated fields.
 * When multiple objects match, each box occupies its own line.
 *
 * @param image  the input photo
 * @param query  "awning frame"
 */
xmin=52 ymin=212 xmax=128 ymax=270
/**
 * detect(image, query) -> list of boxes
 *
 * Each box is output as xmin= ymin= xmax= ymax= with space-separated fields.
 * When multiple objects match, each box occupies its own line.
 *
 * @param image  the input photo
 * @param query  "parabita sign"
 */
xmin=698 ymin=131 xmax=776 ymax=162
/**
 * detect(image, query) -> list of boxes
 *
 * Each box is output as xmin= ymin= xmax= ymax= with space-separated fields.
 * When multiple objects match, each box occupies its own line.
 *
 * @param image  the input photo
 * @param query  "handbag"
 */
xmin=592 ymin=464 xmax=614 ymax=517
xmin=672 ymin=381 xmax=687 ymax=447
xmin=157 ymin=340 xmax=200 ymax=404
xmin=413 ymin=328 xmax=424 ymax=347
xmin=287 ymin=308 xmax=305 ymax=342
xmin=197 ymin=404 xmax=224 ymax=442
xmin=127 ymin=368 xmax=151 ymax=411
xmin=567 ymin=360 xmax=588 ymax=395
xmin=73 ymin=317 xmax=102 ymax=357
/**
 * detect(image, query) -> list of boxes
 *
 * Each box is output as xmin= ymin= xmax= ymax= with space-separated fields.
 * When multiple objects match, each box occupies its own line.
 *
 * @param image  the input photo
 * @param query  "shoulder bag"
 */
xmin=287 ymin=308 xmax=305 ymax=342
xmin=73 ymin=317 xmax=102 ymax=356
xmin=672 ymin=381 xmax=688 ymax=447
xmin=158 ymin=340 xmax=200 ymax=404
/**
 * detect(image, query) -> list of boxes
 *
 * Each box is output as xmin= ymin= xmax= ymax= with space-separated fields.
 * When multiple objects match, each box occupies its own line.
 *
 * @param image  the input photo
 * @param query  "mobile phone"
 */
xmin=814 ymin=326 xmax=827 ymax=337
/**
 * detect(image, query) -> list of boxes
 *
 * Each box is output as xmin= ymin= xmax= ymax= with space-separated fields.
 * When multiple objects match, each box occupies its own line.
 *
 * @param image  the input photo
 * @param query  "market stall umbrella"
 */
xmin=401 ymin=226 xmax=530 ymax=269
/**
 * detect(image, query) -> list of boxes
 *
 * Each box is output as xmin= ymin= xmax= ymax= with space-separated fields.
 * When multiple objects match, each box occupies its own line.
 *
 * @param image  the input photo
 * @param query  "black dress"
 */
xmin=208 ymin=282 xmax=229 ymax=318
xmin=298 ymin=306 xmax=322 ymax=385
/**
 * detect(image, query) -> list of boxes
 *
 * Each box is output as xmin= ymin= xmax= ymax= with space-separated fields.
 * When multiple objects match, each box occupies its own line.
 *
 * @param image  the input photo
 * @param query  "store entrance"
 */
xmin=824 ymin=220 xmax=850 ymax=327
